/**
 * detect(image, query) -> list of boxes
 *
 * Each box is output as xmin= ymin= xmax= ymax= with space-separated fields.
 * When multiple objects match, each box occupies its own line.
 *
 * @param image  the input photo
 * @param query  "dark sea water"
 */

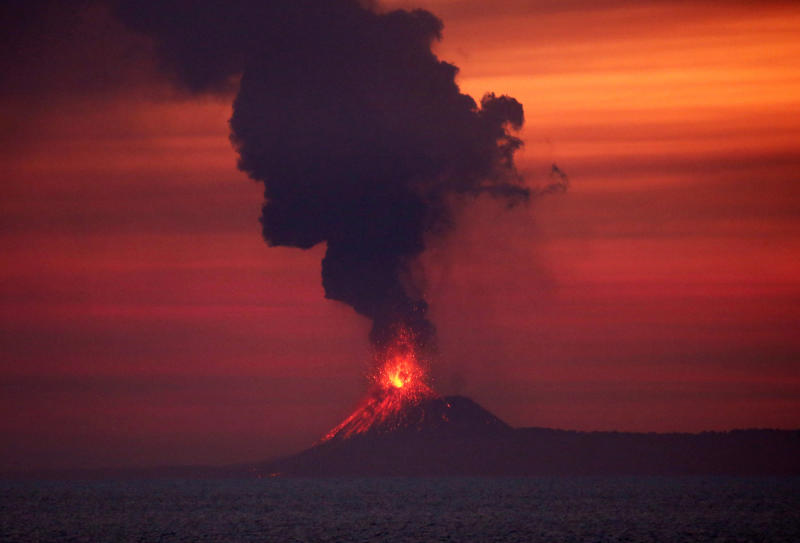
xmin=1 ymin=477 xmax=799 ymax=542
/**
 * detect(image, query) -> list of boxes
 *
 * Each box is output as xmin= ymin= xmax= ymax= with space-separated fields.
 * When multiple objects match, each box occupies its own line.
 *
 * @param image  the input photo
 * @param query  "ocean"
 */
xmin=2 ymin=477 xmax=798 ymax=542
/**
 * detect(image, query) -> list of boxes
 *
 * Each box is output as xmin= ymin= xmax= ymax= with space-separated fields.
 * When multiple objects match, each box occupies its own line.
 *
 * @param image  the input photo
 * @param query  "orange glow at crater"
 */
xmin=321 ymin=327 xmax=436 ymax=442
xmin=375 ymin=329 xmax=429 ymax=395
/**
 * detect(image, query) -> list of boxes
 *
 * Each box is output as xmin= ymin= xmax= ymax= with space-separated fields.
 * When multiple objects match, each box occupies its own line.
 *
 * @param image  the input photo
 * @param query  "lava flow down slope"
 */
xmin=261 ymin=330 xmax=516 ymax=476
xmin=320 ymin=329 xmax=509 ymax=444
xmin=264 ymin=394 xmax=516 ymax=477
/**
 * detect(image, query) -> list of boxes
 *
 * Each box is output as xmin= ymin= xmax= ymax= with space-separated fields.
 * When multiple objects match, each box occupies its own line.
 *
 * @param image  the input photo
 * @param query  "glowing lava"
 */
xmin=377 ymin=338 xmax=428 ymax=394
xmin=321 ymin=328 xmax=436 ymax=442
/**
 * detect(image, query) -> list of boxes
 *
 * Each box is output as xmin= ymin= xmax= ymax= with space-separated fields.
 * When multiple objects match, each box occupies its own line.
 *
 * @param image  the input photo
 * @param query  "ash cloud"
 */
xmin=112 ymin=0 xmax=529 ymax=351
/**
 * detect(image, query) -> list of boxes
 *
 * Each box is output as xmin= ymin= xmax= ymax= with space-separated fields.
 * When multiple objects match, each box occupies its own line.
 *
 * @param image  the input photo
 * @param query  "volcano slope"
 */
xmin=257 ymin=396 xmax=800 ymax=477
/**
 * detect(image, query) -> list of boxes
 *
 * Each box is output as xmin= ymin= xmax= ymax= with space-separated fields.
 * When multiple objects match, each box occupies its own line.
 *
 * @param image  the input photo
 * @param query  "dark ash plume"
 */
xmin=112 ymin=0 xmax=529 ymax=351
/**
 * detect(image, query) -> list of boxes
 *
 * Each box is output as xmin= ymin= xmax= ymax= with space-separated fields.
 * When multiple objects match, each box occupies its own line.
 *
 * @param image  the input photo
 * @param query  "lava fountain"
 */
xmin=322 ymin=327 xmax=437 ymax=442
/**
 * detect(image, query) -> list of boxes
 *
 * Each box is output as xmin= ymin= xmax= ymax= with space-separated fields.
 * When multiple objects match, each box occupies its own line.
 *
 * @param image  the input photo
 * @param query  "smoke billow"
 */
xmin=113 ymin=0 xmax=528 ymax=352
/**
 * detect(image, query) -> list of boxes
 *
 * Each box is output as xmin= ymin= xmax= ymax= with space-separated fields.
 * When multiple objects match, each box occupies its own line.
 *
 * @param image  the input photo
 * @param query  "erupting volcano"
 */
xmin=323 ymin=327 xmax=437 ymax=442
xmin=112 ymin=0 xmax=563 ymax=455
xmin=98 ymin=1 xmax=800 ymax=480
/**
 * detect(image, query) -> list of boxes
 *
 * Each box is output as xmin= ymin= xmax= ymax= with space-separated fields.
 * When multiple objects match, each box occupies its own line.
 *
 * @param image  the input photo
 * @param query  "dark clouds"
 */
xmin=112 ymin=0 xmax=528 ymax=351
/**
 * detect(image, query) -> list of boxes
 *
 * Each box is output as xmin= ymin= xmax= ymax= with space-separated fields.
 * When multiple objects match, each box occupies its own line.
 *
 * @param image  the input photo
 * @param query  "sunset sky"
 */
xmin=2 ymin=0 xmax=799 ymax=471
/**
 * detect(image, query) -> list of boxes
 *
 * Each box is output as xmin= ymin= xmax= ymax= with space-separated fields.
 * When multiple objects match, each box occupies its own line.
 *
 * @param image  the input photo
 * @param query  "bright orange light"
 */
xmin=321 ymin=326 xmax=437 ymax=442
xmin=374 ymin=329 xmax=428 ymax=395
xmin=382 ymin=356 xmax=419 ymax=389
xmin=388 ymin=362 xmax=408 ymax=389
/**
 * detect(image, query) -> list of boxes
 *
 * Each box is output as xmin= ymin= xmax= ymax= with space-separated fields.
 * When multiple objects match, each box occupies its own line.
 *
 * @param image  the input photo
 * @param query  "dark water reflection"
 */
xmin=2 ymin=477 xmax=799 ymax=542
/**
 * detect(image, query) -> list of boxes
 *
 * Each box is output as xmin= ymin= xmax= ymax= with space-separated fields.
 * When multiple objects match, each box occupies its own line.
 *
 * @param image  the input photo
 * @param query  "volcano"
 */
xmin=263 ymin=395 xmax=517 ymax=477
xmin=257 ymin=394 xmax=800 ymax=477
xmin=250 ymin=329 xmax=800 ymax=477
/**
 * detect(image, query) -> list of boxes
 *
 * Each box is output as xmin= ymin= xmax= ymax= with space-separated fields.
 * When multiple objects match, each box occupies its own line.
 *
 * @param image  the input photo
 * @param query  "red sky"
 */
xmin=2 ymin=0 xmax=799 ymax=470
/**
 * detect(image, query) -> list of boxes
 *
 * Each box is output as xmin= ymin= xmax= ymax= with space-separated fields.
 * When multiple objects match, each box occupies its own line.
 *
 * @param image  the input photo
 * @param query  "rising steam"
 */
xmin=113 ymin=0 xmax=529 ymax=353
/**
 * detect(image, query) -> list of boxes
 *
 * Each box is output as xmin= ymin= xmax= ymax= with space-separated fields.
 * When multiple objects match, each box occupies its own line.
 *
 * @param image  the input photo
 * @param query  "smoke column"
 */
xmin=113 ymin=0 xmax=528 ymax=352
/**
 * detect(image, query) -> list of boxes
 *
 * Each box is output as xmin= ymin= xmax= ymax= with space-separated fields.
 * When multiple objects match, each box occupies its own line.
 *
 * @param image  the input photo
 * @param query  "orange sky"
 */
xmin=1 ymin=0 xmax=799 ymax=470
